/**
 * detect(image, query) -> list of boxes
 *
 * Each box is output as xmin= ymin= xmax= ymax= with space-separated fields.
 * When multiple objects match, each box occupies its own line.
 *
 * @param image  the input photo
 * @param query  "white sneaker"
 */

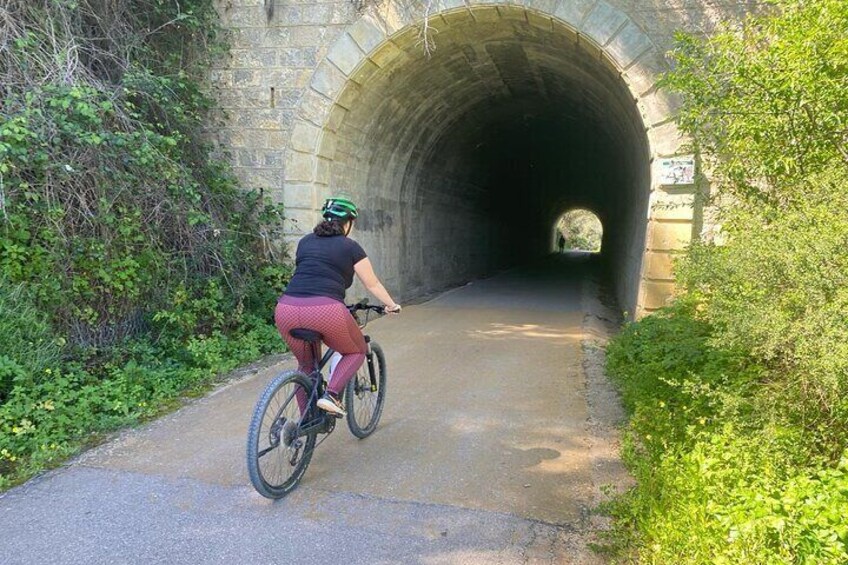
xmin=317 ymin=392 xmax=346 ymax=416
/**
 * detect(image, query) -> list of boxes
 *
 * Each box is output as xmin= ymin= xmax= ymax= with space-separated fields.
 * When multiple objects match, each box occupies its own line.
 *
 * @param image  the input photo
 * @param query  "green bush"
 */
xmin=0 ymin=279 xmax=61 ymax=400
xmin=678 ymin=174 xmax=848 ymax=459
xmin=0 ymin=0 xmax=291 ymax=487
xmin=0 ymin=1 xmax=289 ymax=345
xmin=604 ymin=309 xmax=848 ymax=564
xmin=663 ymin=0 xmax=848 ymax=461
xmin=603 ymin=2 xmax=848 ymax=562
xmin=0 ymin=317 xmax=283 ymax=489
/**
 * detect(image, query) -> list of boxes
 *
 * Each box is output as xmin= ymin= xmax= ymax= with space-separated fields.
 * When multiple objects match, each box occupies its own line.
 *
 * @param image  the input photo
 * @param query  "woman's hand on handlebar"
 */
xmin=385 ymin=303 xmax=401 ymax=314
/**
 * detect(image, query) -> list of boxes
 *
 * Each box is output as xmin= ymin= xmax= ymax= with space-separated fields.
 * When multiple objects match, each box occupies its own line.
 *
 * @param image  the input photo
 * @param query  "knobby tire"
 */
xmin=246 ymin=370 xmax=317 ymax=499
xmin=345 ymin=341 xmax=387 ymax=439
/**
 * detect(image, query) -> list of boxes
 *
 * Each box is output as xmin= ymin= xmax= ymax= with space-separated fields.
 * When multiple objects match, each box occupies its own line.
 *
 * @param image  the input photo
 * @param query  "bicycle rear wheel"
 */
xmin=246 ymin=370 xmax=317 ymax=499
xmin=345 ymin=341 xmax=386 ymax=438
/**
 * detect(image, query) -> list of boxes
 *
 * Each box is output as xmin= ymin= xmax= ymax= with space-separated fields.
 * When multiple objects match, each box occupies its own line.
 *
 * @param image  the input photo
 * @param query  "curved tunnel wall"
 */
xmin=316 ymin=7 xmax=652 ymax=313
xmin=331 ymin=9 xmax=650 ymax=309
xmin=276 ymin=1 xmax=699 ymax=317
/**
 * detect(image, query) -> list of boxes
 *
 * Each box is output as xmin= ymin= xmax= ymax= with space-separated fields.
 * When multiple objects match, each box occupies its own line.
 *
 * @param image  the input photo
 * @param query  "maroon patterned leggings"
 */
xmin=274 ymin=295 xmax=366 ymax=396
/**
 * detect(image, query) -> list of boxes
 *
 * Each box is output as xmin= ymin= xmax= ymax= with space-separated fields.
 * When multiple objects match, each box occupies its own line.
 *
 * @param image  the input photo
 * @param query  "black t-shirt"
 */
xmin=283 ymin=234 xmax=368 ymax=302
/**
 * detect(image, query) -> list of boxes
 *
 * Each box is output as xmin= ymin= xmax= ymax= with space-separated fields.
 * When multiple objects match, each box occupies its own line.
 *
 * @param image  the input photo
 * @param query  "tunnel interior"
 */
xmin=326 ymin=8 xmax=651 ymax=312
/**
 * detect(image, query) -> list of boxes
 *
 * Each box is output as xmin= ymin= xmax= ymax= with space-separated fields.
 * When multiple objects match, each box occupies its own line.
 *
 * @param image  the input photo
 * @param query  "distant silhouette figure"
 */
xmin=557 ymin=233 xmax=565 ymax=254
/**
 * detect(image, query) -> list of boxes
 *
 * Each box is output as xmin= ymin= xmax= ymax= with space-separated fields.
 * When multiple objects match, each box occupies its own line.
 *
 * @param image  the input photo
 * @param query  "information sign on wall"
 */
xmin=659 ymin=156 xmax=695 ymax=185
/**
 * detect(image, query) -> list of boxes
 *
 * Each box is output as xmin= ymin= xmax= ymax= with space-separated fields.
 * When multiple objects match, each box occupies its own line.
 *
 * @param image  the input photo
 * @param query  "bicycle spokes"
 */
xmin=247 ymin=372 xmax=318 ymax=498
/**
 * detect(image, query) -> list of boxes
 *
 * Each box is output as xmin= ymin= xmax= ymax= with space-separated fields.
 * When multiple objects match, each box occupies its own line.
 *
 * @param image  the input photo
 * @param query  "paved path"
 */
xmin=0 ymin=256 xmax=627 ymax=564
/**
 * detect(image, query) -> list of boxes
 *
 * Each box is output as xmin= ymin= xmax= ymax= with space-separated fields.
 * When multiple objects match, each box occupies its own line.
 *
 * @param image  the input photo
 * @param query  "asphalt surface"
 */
xmin=0 ymin=255 xmax=627 ymax=564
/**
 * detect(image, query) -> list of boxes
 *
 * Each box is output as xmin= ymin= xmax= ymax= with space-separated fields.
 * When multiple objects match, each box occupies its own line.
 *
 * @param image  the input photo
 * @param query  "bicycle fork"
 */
xmin=364 ymin=336 xmax=377 ymax=392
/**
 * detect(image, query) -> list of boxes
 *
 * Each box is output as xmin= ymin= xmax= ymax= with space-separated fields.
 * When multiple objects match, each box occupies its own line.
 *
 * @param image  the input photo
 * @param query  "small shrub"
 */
xmin=0 ymin=279 xmax=61 ymax=400
xmin=0 ymin=325 xmax=284 ymax=487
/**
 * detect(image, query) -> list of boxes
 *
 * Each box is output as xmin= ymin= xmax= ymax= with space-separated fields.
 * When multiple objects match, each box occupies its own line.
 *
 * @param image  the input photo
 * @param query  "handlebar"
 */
xmin=346 ymin=300 xmax=389 ymax=330
xmin=347 ymin=300 xmax=386 ymax=316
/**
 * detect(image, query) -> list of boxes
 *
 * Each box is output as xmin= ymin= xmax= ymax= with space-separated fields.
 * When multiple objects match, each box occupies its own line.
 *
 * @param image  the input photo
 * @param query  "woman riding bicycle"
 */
xmin=275 ymin=195 xmax=401 ymax=417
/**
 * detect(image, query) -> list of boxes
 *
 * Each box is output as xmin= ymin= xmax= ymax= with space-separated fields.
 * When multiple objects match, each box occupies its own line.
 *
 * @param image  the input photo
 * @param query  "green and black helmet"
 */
xmin=321 ymin=196 xmax=358 ymax=220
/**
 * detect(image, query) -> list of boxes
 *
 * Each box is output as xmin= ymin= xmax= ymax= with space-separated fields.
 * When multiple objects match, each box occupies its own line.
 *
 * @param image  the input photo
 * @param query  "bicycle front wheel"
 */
xmin=246 ymin=370 xmax=317 ymax=499
xmin=345 ymin=341 xmax=387 ymax=438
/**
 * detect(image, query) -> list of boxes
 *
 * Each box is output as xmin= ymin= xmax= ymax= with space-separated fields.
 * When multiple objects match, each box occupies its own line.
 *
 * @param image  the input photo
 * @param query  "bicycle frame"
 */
xmin=294 ymin=305 xmax=381 ymax=439
xmin=292 ymin=342 xmax=337 ymax=437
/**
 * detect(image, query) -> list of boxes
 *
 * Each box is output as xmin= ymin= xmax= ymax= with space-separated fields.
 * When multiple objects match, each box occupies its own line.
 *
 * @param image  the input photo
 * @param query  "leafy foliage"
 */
xmin=678 ymin=174 xmax=848 ymax=458
xmin=556 ymin=209 xmax=603 ymax=252
xmin=603 ymin=1 xmax=848 ymax=562
xmin=605 ymin=307 xmax=848 ymax=564
xmin=0 ymin=326 xmax=282 ymax=489
xmin=664 ymin=0 xmax=848 ymax=209
xmin=0 ymin=1 xmax=288 ymax=345
xmin=0 ymin=0 xmax=290 ymax=486
xmin=0 ymin=278 xmax=61 ymax=402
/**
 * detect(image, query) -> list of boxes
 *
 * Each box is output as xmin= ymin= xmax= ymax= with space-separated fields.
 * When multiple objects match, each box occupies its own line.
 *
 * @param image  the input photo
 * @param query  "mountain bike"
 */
xmin=246 ymin=300 xmax=388 ymax=499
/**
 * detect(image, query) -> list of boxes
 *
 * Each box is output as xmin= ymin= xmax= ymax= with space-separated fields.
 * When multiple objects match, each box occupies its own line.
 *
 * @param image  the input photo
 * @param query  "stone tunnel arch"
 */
xmin=281 ymin=0 xmax=692 ymax=318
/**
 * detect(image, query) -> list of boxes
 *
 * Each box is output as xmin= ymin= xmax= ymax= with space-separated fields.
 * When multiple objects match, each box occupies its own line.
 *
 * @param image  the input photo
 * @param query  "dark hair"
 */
xmin=313 ymin=218 xmax=348 ymax=236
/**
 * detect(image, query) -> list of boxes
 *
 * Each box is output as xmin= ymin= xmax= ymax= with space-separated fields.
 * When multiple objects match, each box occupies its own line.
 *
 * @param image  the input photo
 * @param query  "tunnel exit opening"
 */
xmin=288 ymin=4 xmax=661 ymax=316
xmin=554 ymin=209 xmax=603 ymax=254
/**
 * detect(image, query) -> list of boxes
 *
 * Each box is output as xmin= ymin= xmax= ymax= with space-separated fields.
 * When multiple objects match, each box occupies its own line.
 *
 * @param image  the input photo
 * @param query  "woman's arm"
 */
xmin=353 ymin=258 xmax=400 ymax=312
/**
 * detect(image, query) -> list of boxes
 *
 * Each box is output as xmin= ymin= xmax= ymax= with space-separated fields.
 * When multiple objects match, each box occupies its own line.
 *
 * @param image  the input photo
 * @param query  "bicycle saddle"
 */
xmin=289 ymin=328 xmax=323 ymax=342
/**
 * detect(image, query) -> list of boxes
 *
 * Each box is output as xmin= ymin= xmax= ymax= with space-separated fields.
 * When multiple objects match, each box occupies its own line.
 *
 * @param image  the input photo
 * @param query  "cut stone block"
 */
xmin=325 ymin=105 xmax=348 ymax=133
xmin=473 ymin=6 xmax=502 ymax=23
xmin=606 ymin=21 xmax=653 ymax=69
xmin=642 ymin=251 xmax=677 ymax=282
xmin=351 ymin=59 xmax=381 ymax=86
xmin=649 ymin=121 xmax=687 ymax=157
xmin=581 ymin=1 xmax=627 ymax=46
xmin=336 ymin=81 xmax=362 ymax=110
xmin=526 ymin=0 xmax=559 ymax=17
xmin=641 ymin=88 xmax=680 ymax=126
xmin=298 ymin=88 xmax=334 ymax=126
xmin=284 ymin=208 xmax=320 ymax=235
xmin=526 ymin=10 xmax=553 ymax=31
xmin=349 ymin=15 xmax=388 ymax=55
xmin=650 ymin=190 xmax=697 ymax=221
xmin=284 ymin=151 xmax=316 ymax=182
xmin=640 ymin=280 xmax=676 ymax=310
xmin=369 ymin=41 xmax=405 ymax=68
xmin=311 ymin=60 xmax=347 ymax=100
xmin=622 ymin=49 xmax=667 ymax=96
xmin=284 ymin=183 xmax=317 ymax=209
xmin=647 ymin=220 xmax=693 ymax=251
xmin=290 ymin=122 xmax=321 ymax=153
xmin=315 ymin=156 xmax=332 ymax=184
xmin=317 ymin=131 xmax=338 ymax=159
xmin=327 ymin=33 xmax=366 ymax=76
xmin=552 ymin=0 xmax=596 ymax=27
